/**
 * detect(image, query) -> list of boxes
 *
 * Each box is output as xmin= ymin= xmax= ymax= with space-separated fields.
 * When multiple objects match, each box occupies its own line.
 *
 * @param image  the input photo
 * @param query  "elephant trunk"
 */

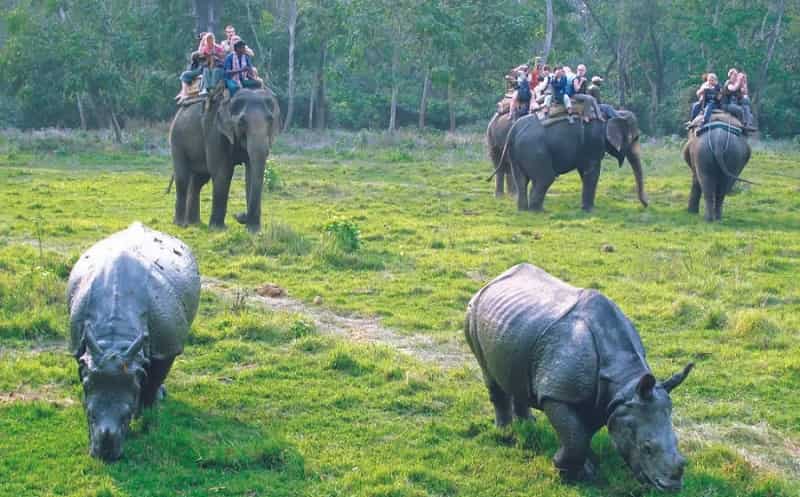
xmin=243 ymin=138 xmax=269 ymax=232
xmin=627 ymin=141 xmax=649 ymax=207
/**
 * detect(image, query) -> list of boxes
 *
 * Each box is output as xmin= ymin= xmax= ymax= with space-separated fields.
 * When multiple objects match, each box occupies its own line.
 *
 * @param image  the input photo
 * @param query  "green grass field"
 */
xmin=0 ymin=128 xmax=798 ymax=497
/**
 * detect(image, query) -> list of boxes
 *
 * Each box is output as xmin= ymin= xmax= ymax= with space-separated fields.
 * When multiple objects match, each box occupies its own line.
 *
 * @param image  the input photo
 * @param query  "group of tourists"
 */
xmin=175 ymin=25 xmax=263 ymax=103
xmin=688 ymin=68 xmax=754 ymax=129
xmin=505 ymin=58 xmax=616 ymax=124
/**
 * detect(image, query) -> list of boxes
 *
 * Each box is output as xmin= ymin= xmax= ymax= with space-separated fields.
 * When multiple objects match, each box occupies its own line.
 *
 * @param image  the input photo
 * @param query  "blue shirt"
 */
xmin=552 ymin=76 xmax=569 ymax=100
xmin=224 ymin=52 xmax=253 ymax=80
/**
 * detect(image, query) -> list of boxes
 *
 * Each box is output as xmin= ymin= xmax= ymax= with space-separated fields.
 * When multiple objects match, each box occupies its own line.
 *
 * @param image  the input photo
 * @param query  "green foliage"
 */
xmin=323 ymin=216 xmax=361 ymax=253
xmin=265 ymin=163 xmax=281 ymax=192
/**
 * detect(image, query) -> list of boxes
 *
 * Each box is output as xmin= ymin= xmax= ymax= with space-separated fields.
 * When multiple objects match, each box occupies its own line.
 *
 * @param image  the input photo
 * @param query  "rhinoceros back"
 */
xmin=68 ymin=223 xmax=200 ymax=360
xmin=465 ymin=264 xmax=583 ymax=402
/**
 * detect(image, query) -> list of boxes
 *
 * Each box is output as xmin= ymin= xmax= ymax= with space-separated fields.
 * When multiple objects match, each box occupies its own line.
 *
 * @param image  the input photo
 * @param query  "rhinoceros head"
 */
xmin=79 ymin=326 xmax=147 ymax=462
xmin=607 ymin=363 xmax=694 ymax=492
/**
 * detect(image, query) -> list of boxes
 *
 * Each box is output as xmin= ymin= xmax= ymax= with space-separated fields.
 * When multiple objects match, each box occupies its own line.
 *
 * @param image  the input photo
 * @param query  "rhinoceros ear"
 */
xmin=83 ymin=325 xmax=102 ymax=357
xmin=636 ymin=373 xmax=656 ymax=399
xmin=662 ymin=362 xmax=694 ymax=393
xmin=124 ymin=331 xmax=147 ymax=362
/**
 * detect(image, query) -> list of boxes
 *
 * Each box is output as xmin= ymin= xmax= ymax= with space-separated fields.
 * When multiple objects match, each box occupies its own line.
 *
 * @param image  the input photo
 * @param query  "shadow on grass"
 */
xmin=0 ymin=397 xmax=307 ymax=497
xmin=107 ymin=399 xmax=307 ymax=497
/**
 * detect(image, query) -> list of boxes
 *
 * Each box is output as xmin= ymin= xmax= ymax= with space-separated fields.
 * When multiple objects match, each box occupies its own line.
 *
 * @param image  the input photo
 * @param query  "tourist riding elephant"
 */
xmin=486 ymin=112 xmax=517 ymax=197
xmin=169 ymin=88 xmax=281 ymax=232
xmin=682 ymin=126 xmax=751 ymax=222
xmin=506 ymin=110 xmax=648 ymax=212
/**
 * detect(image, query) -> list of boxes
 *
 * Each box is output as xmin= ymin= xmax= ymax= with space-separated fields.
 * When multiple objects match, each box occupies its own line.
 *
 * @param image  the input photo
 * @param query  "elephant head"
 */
xmin=213 ymin=88 xmax=282 ymax=231
xmin=606 ymin=111 xmax=648 ymax=207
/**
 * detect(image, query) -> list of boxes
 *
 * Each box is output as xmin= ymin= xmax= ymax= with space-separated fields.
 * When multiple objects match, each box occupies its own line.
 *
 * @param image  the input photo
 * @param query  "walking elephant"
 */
xmin=486 ymin=112 xmax=516 ymax=197
xmin=506 ymin=110 xmax=648 ymax=212
xmin=682 ymin=126 xmax=751 ymax=221
xmin=169 ymin=88 xmax=281 ymax=232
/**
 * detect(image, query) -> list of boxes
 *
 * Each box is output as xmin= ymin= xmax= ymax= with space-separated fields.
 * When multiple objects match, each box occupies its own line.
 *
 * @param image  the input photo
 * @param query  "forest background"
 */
xmin=0 ymin=0 xmax=797 ymax=139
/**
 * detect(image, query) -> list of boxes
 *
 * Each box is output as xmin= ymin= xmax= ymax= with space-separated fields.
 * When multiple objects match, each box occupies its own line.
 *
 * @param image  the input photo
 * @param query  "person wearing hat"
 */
xmin=587 ymin=76 xmax=619 ymax=119
xmin=224 ymin=39 xmax=261 ymax=96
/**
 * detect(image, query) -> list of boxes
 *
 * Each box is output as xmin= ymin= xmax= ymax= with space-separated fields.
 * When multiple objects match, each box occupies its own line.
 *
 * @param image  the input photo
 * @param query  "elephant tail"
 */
xmin=165 ymin=174 xmax=174 ymax=194
xmin=705 ymin=130 xmax=756 ymax=189
xmin=487 ymin=115 xmax=528 ymax=183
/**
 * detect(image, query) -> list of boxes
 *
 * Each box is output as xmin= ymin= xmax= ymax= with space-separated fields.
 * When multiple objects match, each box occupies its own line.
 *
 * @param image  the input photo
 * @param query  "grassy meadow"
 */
xmin=0 ymin=126 xmax=798 ymax=497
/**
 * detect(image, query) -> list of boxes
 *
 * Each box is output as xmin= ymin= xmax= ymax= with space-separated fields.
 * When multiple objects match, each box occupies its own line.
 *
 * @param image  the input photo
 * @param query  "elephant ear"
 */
xmin=216 ymin=100 xmax=236 ymax=145
xmin=606 ymin=117 xmax=628 ymax=155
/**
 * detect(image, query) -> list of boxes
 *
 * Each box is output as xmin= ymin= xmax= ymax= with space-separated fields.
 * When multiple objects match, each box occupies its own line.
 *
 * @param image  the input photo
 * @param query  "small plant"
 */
xmin=230 ymin=287 xmax=249 ymax=314
xmin=323 ymin=217 xmax=361 ymax=253
xmin=264 ymin=164 xmax=281 ymax=192
xmin=289 ymin=318 xmax=315 ymax=338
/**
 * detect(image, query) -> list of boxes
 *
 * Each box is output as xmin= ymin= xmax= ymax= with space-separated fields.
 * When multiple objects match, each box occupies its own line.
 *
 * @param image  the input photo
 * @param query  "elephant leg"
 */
xmin=512 ymin=396 xmax=534 ymax=421
xmin=514 ymin=167 xmax=530 ymax=211
xmin=490 ymin=147 xmax=505 ymax=197
xmin=187 ymin=173 xmax=210 ymax=225
xmin=209 ymin=167 xmax=235 ymax=229
xmin=504 ymin=165 xmax=517 ymax=196
xmin=688 ymin=174 xmax=702 ymax=214
xmin=529 ymin=172 xmax=555 ymax=212
xmin=173 ymin=168 xmax=190 ymax=227
xmin=543 ymin=400 xmax=597 ymax=482
xmin=714 ymin=183 xmax=726 ymax=221
xmin=702 ymin=183 xmax=717 ymax=222
xmin=579 ymin=165 xmax=601 ymax=212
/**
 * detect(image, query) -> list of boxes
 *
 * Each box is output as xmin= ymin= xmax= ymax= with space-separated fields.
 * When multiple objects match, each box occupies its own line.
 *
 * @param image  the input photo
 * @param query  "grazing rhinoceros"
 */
xmin=465 ymin=263 xmax=693 ymax=491
xmin=67 ymin=223 xmax=200 ymax=461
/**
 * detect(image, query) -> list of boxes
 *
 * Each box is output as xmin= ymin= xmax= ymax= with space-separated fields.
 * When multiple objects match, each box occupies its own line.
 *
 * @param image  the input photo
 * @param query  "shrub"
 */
xmin=264 ymin=164 xmax=281 ymax=192
xmin=323 ymin=217 xmax=361 ymax=253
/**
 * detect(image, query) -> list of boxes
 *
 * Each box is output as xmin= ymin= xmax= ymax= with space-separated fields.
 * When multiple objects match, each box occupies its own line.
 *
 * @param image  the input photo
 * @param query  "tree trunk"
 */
xmin=419 ymin=66 xmax=431 ymax=129
xmin=314 ymin=43 xmax=328 ymax=129
xmin=308 ymin=84 xmax=315 ymax=129
xmin=77 ymin=94 xmax=87 ymax=130
xmin=192 ymin=0 xmax=221 ymax=34
xmin=109 ymin=105 xmax=122 ymax=143
xmin=753 ymin=0 xmax=786 ymax=120
xmin=283 ymin=0 xmax=298 ymax=132
xmin=389 ymin=45 xmax=399 ymax=132
xmin=543 ymin=0 xmax=554 ymax=62
xmin=447 ymin=77 xmax=456 ymax=132
xmin=617 ymin=39 xmax=627 ymax=108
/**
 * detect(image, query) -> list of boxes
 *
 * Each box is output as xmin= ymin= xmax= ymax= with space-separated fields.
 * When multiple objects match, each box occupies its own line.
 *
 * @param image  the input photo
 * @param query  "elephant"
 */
xmin=486 ymin=112 xmax=517 ymax=197
xmin=169 ymin=88 xmax=281 ymax=232
xmin=505 ymin=110 xmax=648 ymax=212
xmin=682 ymin=124 xmax=751 ymax=222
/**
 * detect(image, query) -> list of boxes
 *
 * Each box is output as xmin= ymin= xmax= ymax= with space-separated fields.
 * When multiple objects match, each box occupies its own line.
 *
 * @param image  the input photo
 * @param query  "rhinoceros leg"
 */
xmin=140 ymin=357 xmax=175 ymax=409
xmin=543 ymin=400 xmax=597 ymax=482
xmin=485 ymin=378 xmax=513 ymax=427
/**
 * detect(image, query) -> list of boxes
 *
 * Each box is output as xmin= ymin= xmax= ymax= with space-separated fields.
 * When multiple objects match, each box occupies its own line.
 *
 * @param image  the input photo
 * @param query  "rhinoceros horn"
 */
xmin=84 ymin=326 xmax=103 ymax=357
xmin=662 ymin=362 xmax=695 ymax=393
xmin=124 ymin=331 xmax=147 ymax=362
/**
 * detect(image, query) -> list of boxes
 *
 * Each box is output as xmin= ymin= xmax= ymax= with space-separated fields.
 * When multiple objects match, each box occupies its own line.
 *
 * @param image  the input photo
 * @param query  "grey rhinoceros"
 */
xmin=465 ymin=263 xmax=693 ymax=491
xmin=67 ymin=223 xmax=200 ymax=461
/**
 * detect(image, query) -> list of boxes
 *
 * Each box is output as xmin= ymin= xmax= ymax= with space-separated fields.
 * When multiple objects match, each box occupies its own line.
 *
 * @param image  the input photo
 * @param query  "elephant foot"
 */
xmin=581 ymin=206 xmax=594 ymax=213
xmin=157 ymin=385 xmax=167 ymax=402
xmin=209 ymin=222 xmax=227 ymax=231
xmin=246 ymin=224 xmax=261 ymax=234
xmin=556 ymin=459 xmax=598 ymax=483
xmin=688 ymin=206 xmax=699 ymax=214
xmin=495 ymin=191 xmax=505 ymax=199
xmin=234 ymin=212 xmax=249 ymax=225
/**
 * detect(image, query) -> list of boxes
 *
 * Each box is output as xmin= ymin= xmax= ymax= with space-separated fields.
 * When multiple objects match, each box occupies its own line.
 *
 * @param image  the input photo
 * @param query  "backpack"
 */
xmin=517 ymin=75 xmax=532 ymax=101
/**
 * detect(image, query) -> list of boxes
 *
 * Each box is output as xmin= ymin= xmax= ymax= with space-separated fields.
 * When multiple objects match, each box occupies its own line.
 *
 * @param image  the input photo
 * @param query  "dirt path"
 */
xmin=202 ymin=277 xmax=471 ymax=369
xmin=202 ymin=276 xmax=800 ymax=482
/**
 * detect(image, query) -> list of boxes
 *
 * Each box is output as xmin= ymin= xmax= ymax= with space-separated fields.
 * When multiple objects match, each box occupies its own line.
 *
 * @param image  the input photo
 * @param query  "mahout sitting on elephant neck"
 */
xmin=465 ymin=263 xmax=693 ymax=490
